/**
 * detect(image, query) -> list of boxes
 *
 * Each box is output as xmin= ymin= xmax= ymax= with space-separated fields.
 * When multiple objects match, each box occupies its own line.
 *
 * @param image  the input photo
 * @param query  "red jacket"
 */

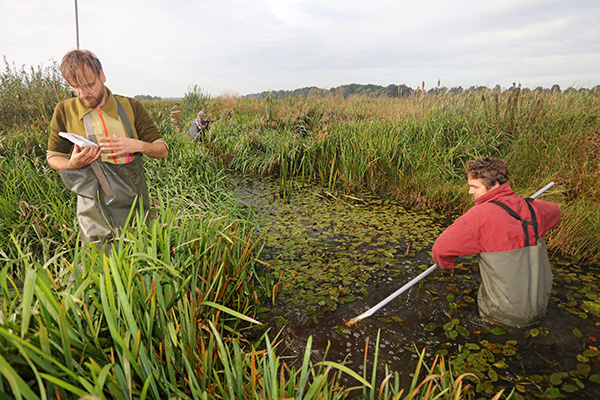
xmin=432 ymin=183 xmax=561 ymax=270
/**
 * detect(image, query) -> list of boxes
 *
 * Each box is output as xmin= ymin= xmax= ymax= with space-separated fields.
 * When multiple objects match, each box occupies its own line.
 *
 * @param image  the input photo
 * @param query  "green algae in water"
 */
xmin=232 ymin=175 xmax=600 ymax=399
xmin=251 ymin=182 xmax=446 ymax=317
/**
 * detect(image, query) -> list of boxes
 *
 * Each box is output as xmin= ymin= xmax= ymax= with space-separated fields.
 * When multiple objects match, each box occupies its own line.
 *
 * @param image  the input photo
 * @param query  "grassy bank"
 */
xmin=194 ymin=88 xmax=600 ymax=263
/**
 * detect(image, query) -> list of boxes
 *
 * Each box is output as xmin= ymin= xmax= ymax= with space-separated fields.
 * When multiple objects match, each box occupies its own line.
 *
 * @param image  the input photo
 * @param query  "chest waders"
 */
xmin=58 ymin=98 xmax=150 ymax=252
xmin=477 ymin=199 xmax=553 ymax=328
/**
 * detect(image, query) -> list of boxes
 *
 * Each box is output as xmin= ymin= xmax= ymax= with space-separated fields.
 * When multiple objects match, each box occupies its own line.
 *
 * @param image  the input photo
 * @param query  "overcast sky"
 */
xmin=1 ymin=0 xmax=599 ymax=98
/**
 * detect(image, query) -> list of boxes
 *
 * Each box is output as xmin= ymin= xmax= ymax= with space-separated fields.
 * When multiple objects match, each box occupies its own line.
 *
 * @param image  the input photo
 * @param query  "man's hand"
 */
xmin=70 ymin=144 xmax=102 ymax=168
xmin=47 ymin=144 xmax=101 ymax=171
xmin=98 ymin=136 xmax=142 ymax=158
xmin=98 ymin=136 xmax=168 ymax=159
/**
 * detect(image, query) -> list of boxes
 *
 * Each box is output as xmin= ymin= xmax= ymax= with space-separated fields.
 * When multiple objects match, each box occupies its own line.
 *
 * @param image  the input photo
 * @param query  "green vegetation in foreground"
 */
xmin=0 ymin=61 xmax=511 ymax=399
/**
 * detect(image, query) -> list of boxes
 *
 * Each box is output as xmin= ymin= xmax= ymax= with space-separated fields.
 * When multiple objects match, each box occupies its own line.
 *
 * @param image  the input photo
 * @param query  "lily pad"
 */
xmin=544 ymin=387 xmax=561 ymax=398
xmin=582 ymin=348 xmax=599 ymax=358
xmin=481 ymin=349 xmax=495 ymax=362
xmin=446 ymin=330 xmax=458 ymax=339
xmin=549 ymin=373 xmax=563 ymax=385
xmin=578 ymin=363 xmax=591 ymax=375
xmin=502 ymin=348 xmax=516 ymax=356
xmin=465 ymin=343 xmax=480 ymax=351
xmin=576 ymin=354 xmax=590 ymax=363
xmin=491 ymin=327 xmax=506 ymax=336
xmin=424 ymin=322 xmax=437 ymax=332
xmin=476 ymin=381 xmax=494 ymax=394
xmin=562 ymin=384 xmax=579 ymax=393
xmin=529 ymin=328 xmax=539 ymax=337
xmin=456 ymin=325 xmax=470 ymax=337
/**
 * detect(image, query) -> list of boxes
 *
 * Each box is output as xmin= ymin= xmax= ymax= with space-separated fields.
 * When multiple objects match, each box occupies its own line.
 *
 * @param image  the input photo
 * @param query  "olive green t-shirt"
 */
xmin=47 ymin=88 xmax=167 ymax=161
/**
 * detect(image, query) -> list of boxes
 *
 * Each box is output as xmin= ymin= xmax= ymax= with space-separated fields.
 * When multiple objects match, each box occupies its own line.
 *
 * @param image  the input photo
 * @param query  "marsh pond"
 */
xmin=230 ymin=175 xmax=600 ymax=399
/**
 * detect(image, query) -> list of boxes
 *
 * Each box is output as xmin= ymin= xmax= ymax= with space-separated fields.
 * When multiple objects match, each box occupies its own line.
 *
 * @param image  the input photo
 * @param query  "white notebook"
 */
xmin=59 ymin=131 xmax=97 ymax=147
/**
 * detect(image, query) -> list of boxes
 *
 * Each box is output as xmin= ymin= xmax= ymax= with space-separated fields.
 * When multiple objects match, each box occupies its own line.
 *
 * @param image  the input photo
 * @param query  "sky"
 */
xmin=1 ymin=0 xmax=599 ymax=98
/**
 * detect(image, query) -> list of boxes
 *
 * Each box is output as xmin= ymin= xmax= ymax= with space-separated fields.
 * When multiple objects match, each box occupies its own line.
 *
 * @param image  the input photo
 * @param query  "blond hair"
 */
xmin=60 ymin=49 xmax=103 ymax=87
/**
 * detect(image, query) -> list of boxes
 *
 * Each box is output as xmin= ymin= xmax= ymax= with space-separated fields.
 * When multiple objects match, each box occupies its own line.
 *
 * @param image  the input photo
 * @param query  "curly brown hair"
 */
xmin=60 ymin=49 xmax=103 ymax=87
xmin=466 ymin=157 xmax=509 ymax=189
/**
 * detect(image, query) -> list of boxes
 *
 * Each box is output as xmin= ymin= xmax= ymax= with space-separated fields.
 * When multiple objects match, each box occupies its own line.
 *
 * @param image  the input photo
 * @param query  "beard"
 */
xmin=80 ymin=87 xmax=107 ymax=109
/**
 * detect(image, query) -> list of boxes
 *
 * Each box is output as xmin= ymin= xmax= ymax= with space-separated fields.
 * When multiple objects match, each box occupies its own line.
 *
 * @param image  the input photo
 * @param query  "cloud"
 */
xmin=1 ymin=0 xmax=599 ymax=97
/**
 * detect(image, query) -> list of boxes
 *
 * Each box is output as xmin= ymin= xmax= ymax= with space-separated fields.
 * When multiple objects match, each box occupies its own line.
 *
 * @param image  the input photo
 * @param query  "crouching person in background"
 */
xmin=188 ymin=111 xmax=209 ymax=142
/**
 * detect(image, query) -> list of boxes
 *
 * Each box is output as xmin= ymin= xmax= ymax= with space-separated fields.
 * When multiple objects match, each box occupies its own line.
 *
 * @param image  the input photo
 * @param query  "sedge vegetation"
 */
xmin=194 ymin=86 xmax=600 ymax=264
xmin=0 ymin=62 xmax=510 ymax=398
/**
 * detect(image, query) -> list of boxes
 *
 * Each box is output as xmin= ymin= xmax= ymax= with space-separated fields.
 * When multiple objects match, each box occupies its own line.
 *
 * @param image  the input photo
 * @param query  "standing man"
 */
xmin=47 ymin=49 xmax=168 ymax=251
xmin=432 ymin=158 xmax=561 ymax=327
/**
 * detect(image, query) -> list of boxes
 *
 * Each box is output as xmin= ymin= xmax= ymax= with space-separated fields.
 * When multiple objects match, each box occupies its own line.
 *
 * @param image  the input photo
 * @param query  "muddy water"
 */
xmin=231 ymin=175 xmax=600 ymax=399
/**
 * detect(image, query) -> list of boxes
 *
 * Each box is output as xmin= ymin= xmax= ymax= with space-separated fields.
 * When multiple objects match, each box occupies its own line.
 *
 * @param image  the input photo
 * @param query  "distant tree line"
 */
xmin=134 ymin=94 xmax=163 ymax=101
xmin=244 ymin=83 xmax=600 ymax=99
xmin=133 ymin=84 xmax=600 ymax=101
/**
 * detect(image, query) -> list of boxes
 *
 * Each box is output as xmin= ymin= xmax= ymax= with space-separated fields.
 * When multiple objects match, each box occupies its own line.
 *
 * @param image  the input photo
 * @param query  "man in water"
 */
xmin=47 ymin=49 xmax=168 ymax=252
xmin=432 ymin=157 xmax=561 ymax=327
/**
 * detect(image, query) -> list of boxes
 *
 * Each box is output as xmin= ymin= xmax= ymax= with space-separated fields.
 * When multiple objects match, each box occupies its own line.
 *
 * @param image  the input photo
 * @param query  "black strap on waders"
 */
xmin=491 ymin=198 xmax=539 ymax=247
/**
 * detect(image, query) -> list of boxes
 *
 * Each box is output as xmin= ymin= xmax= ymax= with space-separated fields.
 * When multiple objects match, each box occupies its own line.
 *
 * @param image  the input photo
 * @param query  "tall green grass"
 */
xmin=203 ymin=88 xmax=600 ymax=263
xmin=0 ymin=58 xmax=71 ymax=131
xmin=0 ymin=202 xmax=262 ymax=399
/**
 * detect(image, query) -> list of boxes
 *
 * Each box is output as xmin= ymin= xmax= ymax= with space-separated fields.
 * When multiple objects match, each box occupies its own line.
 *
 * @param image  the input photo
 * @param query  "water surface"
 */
xmin=231 ymin=175 xmax=600 ymax=399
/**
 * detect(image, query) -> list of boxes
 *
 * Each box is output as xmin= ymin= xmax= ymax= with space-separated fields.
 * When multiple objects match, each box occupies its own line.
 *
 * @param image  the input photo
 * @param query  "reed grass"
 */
xmin=204 ymin=88 xmax=600 ymax=263
xmin=0 ymin=58 xmax=71 ymax=131
xmin=0 ymin=204 xmax=263 ymax=399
